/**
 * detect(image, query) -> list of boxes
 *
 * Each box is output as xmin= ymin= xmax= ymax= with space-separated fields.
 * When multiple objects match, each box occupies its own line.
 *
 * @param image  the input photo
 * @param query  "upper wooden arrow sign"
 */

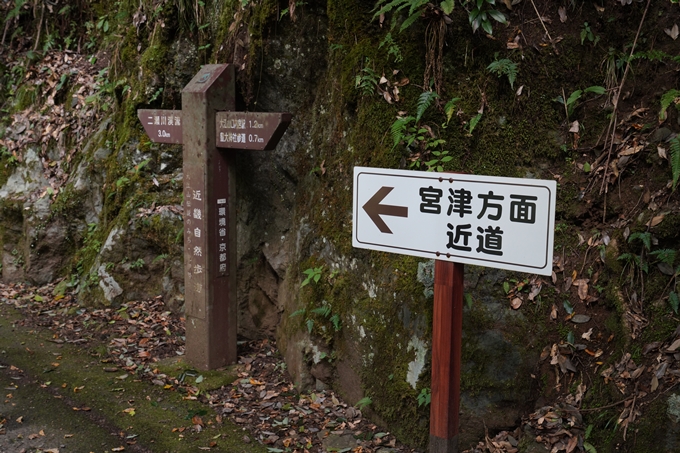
xmin=138 ymin=109 xmax=183 ymax=144
xmin=138 ymin=109 xmax=291 ymax=151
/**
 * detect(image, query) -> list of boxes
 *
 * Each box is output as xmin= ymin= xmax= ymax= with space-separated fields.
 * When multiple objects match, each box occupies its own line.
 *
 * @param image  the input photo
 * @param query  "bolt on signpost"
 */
xmin=138 ymin=64 xmax=291 ymax=370
xmin=353 ymin=167 xmax=556 ymax=453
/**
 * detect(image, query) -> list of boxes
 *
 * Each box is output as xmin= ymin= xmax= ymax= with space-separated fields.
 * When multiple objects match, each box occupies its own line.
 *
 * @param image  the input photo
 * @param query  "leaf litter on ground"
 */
xmin=0 ymin=281 xmax=419 ymax=453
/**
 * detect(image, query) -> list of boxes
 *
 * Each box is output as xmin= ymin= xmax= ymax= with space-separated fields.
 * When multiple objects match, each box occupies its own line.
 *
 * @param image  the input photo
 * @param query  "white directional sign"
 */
xmin=353 ymin=167 xmax=556 ymax=275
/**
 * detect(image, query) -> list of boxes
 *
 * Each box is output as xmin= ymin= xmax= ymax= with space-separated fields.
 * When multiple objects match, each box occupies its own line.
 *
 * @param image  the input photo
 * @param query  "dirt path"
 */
xmin=0 ymin=300 xmax=263 ymax=453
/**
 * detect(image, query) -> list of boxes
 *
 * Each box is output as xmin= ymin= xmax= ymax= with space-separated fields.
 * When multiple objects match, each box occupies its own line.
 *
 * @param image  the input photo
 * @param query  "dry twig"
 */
xmin=599 ymin=0 xmax=652 ymax=221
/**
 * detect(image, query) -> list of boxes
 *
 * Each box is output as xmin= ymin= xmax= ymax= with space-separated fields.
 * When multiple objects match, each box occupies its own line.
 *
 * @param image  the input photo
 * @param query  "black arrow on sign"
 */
xmin=362 ymin=186 xmax=408 ymax=234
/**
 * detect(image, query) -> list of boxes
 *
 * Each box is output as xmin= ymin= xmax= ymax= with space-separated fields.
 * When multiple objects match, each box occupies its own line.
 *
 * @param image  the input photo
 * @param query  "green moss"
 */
xmin=50 ymin=182 xmax=80 ymax=216
xmin=12 ymin=85 xmax=38 ymax=111
xmin=0 ymin=159 xmax=13 ymax=188
xmin=155 ymin=357 xmax=238 ymax=392
xmin=654 ymin=213 xmax=680 ymax=241
xmin=140 ymin=43 xmax=170 ymax=82
xmin=212 ymin=1 xmax=239 ymax=58
xmin=0 ymin=304 xmax=262 ymax=453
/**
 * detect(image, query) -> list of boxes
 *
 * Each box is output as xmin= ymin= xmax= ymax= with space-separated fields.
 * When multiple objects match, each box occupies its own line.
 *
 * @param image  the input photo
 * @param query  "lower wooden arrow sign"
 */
xmin=216 ymin=112 xmax=291 ymax=150
xmin=362 ymin=186 xmax=408 ymax=234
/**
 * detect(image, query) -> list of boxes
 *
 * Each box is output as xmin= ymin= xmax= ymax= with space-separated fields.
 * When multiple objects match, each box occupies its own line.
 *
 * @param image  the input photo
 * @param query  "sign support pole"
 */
xmin=430 ymin=260 xmax=464 ymax=453
xmin=182 ymin=64 xmax=237 ymax=369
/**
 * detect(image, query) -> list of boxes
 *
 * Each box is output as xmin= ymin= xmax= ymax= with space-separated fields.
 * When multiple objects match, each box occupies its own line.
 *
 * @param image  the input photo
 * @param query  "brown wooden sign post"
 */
xmin=138 ymin=64 xmax=291 ymax=369
xmin=430 ymin=260 xmax=464 ymax=453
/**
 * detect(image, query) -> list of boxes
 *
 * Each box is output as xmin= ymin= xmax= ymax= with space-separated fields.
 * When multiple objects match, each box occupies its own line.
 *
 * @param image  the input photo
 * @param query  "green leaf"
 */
xmin=567 ymin=330 xmax=575 ymax=345
xmin=311 ymin=305 xmax=331 ymax=317
xmin=585 ymin=424 xmax=594 ymax=440
xmin=563 ymin=300 xmax=574 ymax=314
xmin=289 ymin=308 xmax=306 ymax=318
xmin=566 ymin=90 xmax=583 ymax=107
xmin=306 ymin=319 xmax=314 ymax=333
xmin=34 ymin=295 xmax=44 ymax=302
xmin=584 ymin=85 xmax=606 ymax=95
xmin=669 ymin=136 xmax=680 ymax=191
xmin=465 ymin=293 xmax=473 ymax=309
xmin=355 ymin=396 xmax=372 ymax=410
xmin=487 ymin=9 xmax=507 ymax=24
xmin=468 ymin=112 xmax=483 ymax=134
xmin=390 ymin=116 xmax=414 ymax=148
xmin=330 ymin=314 xmax=341 ymax=331
xmin=670 ymin=292 xmax=679 ymax=315
xmin=650 ymin=249 xmax=676 ymax=266
xmin=659 ymin=89 xmax=680 ymax=122
xmin=416 ymin=90 xmax=439 ymax=122
xmin=399 ymin=11 xmax=424 ymax=32
xmin=617 ymin=252 xmax=633 ymax=262
xmin=443 ymin=97 xmax=460 ymax=124
xmin=481 ymin=18 xmax=493 ymax=35
xmin=628 ymin=232 xmax=651 ymax=251
xmin=503 ymin=281 xmax=510 ymax=294
xmin=195 ymin=375 xmax=204 ymax=383
xmin=440 ymin=0 xmax=454 ymax=14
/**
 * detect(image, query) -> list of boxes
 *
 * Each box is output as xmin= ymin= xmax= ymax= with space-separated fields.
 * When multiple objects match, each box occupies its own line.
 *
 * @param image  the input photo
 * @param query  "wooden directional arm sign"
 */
xmin=138 ymin=109 xmax=183 ymax=144
xmin=216 ymin=112 xmax=292 ymax=150
xmin=353 ymin=166 xmax=556 ymax=275
xmin=137 ymin=110 xmax=291 ymax=150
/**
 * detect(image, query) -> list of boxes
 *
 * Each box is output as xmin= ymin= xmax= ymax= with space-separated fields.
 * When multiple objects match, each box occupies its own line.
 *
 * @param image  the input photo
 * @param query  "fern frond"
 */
xmin=650 ymin=249 xmax=676 ymax=266
xmin=373 ymin=0 xmax=428 ymax=25
xmin=399 ymin=10 xmax=424 ymax=32
xmin=628 ymin=232 xmax=651 ymax=251
xmin=443 ymin=97 xmax=460 ymax=124
xmin=373 ymin=0 xmax=409 ymax=18
xmin=407 ymin=0 xmax=429 ymax=16
xmin=659 ymin=89 xmax=680 ymax=122
xmin=416 ymin=91 xmax=439 ymax=122
xmin=486 ymin=59 xmax=518 ymax=89
xmin=390 ymin=116 xmax=414 ymax=148
xmin=670 ymin=136 xmax=680 ymax=191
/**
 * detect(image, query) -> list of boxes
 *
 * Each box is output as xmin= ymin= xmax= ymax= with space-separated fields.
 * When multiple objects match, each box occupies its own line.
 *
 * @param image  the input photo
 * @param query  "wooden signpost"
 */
xmin=138 ymin=64 xmax=291 ymax=370
xmin=353 ymin=167 xmax=556 ymax=453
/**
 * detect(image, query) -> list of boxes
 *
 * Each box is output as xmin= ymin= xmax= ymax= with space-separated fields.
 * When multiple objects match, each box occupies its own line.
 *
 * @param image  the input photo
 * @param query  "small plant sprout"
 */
xmin=465 ymin=112 xmax=483 ymax=136
xmin=379 ymin=33 xmax=403 ymax=63
xmin=659 ymin=89 xmax=680 ymax=122
xmin=487 ymin=55 xmax=518 ymax=89
xmin=580 ymin=22 xmax=599 ymax=46
xmin=355 ymin=396 xmax=372 ymax=410
xmin=355 ymin=59 xmax=379 ymax=97
xmin=417 ymin=387 xmax=431 ymax=407
xmin=443 ymin=96 xmax=461 ymax=127
xmin=301 ymin=266 xmax=323 ymax=287
xmin=373 ymin=1 xmax=454 ymax=33
xmin=554 ymin=86 xmax=606 ymax=121
xmin=468 ymin=0 xmax=507 ymax=35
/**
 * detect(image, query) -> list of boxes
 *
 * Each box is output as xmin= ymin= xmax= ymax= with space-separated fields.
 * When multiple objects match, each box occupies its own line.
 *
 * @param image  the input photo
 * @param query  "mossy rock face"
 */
xmin=4 ymin=0 xmax=680 ymax=450
xmin=0 ymin=199 xmax=25 ymax=281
